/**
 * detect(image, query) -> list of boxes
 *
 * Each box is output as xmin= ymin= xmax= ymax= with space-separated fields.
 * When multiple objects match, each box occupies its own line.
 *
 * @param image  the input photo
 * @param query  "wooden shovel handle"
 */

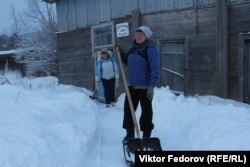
xmin=116 ymin=47 xmax=140 ymax=138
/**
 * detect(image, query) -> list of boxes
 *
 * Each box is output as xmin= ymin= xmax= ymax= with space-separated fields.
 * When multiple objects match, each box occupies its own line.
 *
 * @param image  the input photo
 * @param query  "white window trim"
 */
xmin=91 ymin=22 xmax=114 ymax=52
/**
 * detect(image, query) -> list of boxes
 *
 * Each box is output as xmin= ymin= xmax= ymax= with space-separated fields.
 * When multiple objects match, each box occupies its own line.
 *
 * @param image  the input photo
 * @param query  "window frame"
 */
xmin=91 ymin=22 xmax=114 ymax=51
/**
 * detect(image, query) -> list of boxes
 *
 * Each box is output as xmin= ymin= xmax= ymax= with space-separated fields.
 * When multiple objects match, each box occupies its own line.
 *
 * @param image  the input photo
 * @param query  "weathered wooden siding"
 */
xmin=198 ymin=0 xmax=215 ymax=7
xmin=100 ymin=0 xmax=111 ymax=22
xmin=142 ymin=9 xmax=193 ymax=94
xmin=57 ymin=28 xmax=93 ymax=89
xmin=239 ymin=34 xmax=250 ymax=103
xmin=216 ymin=0 xmax=228 ymax=98
xmin=110 ymin=0 xmax=138 ymax=18
xmin=0 ymin=55 xmax=25 ymax=76
xmin=197 ymin=7 xmax=216 ymax=34
xmin=228 ymin=3 xmax=250 ymax=99
xmin=75 ymin=0 xmax=87 ymax=28
xmin=160 ymin=41 xmax=185 ymax=93
xmin=87 ymin=0 xmax=100 ymax=25
xmin=113 ymin=15 xmax=135 ymax=96
xmin=187 ymin=35 xmax=216 ymax=95
xmin=56 ymin=0 xmax=219 ymax=32
xmin=143 ymin=9 xmax=197 ymax=39
xmin=143 ymin=7 xmax=217 ymax=96
xmin=54 ymin=0 xmax=250 ymax=31
xmin=67 ymin=1 xmax=76 ymax=30
xmin=54 ymin=0 xmax=250 ymax=102
xmin=56 ymin=0 xmax=68 ymax=31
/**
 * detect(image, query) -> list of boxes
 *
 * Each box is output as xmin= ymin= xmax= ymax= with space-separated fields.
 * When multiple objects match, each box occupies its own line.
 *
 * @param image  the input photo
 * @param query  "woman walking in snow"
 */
xmin=95 ymin=48 xmax=119 ymax=107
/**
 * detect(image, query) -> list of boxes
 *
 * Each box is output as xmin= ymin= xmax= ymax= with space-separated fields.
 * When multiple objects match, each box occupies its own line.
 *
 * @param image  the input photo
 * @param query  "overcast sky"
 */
xmin=0 ymin=0 xmax=26 ymax=35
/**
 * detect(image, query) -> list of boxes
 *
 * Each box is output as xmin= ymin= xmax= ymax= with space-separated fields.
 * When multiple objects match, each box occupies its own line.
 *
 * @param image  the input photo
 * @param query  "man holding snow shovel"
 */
xmin=119 ymin=25 xmax=159 ymax=140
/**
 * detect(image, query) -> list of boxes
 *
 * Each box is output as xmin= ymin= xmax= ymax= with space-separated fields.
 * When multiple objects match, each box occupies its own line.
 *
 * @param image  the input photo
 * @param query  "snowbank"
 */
xmin=0 ymin=77 xmax=98 ymax=167
xmin=1 ymin=77 xmax=250 ymax=167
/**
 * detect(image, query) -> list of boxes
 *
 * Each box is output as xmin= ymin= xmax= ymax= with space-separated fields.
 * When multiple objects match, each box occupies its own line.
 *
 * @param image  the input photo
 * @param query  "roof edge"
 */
xmin=42 ymin=0 xmax=57 ymax=4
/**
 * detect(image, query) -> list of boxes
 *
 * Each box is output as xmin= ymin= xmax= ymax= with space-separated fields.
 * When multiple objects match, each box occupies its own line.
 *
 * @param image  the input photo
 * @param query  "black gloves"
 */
xmin=147 ymin=86 xmax=154 ymax=101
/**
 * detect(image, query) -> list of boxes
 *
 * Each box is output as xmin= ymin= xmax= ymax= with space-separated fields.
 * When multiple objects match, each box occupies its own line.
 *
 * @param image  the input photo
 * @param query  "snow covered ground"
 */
xmin=0 ymin=76 xmax=250 ymax=167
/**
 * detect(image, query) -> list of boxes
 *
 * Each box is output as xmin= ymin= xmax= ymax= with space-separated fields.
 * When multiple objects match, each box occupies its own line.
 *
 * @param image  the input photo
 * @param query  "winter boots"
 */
xmin=124 ymin=129 xmax=135 ymax=140
xmin=143 ymin=130 xmax=152 ymax=138
xmin=106 ymin=102 xmax=115 ymax=108
xmin=124 ymin=129 xmax=152 ymax=139
xmin=111 ymin=102 xmax=115 ymax=106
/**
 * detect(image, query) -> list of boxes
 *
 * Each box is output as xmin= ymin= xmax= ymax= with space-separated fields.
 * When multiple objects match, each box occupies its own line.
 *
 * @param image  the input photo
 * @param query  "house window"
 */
xmin=92 ymin=23 xmax=113 ymax=48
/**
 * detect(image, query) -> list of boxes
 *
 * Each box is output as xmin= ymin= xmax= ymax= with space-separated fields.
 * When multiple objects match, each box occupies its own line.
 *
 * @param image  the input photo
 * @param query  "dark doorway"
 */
xmin=239 ymin=33 xmax=250 ymax=103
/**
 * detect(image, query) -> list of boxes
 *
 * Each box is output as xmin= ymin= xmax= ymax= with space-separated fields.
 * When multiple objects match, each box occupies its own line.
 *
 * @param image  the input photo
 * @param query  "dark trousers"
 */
xmin=101 ymin=78 xmax=115 ymax=104
xmin=122 ymin=86 xmax=154 ymax=132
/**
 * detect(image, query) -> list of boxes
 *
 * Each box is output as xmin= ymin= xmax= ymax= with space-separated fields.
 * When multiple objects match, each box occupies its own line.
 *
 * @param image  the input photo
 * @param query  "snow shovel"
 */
xmin=116 ymin=47 xmax=162 ymax=166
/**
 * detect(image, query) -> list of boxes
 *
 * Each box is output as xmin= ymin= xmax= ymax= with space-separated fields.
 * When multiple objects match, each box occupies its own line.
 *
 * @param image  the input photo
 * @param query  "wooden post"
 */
xmin=216 ymin=0 xmax=228 ymax=98
xmin=132 ymin=9 xmax=140 ymax=35
xmin=239 ymin=34 xmax=244 ymax=102
xmin=238 ymin=34 xmax=250 ymax=103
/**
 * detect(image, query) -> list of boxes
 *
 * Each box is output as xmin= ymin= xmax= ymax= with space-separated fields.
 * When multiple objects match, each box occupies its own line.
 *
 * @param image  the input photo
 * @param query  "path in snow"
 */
xmin=83 ymin=99 xmax=195 ymax=167
xmin=84 ymin=103 xmax=126 ymax=167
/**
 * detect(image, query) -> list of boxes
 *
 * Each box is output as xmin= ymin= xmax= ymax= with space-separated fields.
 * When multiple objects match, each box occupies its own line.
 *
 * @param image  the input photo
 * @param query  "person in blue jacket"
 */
xmin=120 ymin=25 xmax=159 ymax=139
xmin=95 ymin=48 xmax=119 ymax=107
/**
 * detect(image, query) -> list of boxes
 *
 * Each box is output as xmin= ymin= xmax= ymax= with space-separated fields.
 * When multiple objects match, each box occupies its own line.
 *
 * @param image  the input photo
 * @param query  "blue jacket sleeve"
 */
xmin=112 ymin=57 xmax=120 ymax=80
xmin=147 ymin=44 xmax=159 ymax=87
xmin=119 ymin=48 xmax=128 ymax=65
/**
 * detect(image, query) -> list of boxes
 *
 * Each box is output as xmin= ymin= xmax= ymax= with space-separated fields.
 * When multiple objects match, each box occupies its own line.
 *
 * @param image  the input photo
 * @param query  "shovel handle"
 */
xmin=116 ymin=47 xmax=140 ymax=138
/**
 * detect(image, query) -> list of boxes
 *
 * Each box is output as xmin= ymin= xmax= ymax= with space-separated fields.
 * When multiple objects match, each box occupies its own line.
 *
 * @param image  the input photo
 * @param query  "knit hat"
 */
xmin=137 ymin=26 xmax=152 ymax=38
xmin=101 ymin=48 xmax=109 ymax=54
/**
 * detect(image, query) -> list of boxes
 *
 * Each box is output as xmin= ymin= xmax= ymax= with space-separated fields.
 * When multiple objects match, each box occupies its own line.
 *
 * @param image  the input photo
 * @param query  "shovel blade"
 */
xmin=124 ymin=137 xmax=162 ymax=153
xmin=141 ymin=137 xmax=162 ymax=151
xmin=125 ymin=138 xmax=141 ymax=154
xmin=123 ymin=137 xmax=162 ymax=166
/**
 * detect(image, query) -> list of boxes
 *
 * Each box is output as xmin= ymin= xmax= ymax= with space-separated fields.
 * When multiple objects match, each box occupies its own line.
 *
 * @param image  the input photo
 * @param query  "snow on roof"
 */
xmin=0 ymin=50 xmax=16 ymax=56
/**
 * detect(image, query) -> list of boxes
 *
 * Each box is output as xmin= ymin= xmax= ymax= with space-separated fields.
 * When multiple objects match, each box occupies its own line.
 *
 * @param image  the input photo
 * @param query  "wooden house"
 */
xmin=0 ymin=50 xmax=25 ymax=77
xmin=43 ymin=0 xmax=250 ymax=103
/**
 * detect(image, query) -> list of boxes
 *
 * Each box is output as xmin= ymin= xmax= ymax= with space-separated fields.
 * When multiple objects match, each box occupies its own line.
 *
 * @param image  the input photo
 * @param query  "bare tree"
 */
xmin=13 ymin=0 xmax=57 ymax=77
xmin=10 ymin=5 xmax=19 ymax=35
